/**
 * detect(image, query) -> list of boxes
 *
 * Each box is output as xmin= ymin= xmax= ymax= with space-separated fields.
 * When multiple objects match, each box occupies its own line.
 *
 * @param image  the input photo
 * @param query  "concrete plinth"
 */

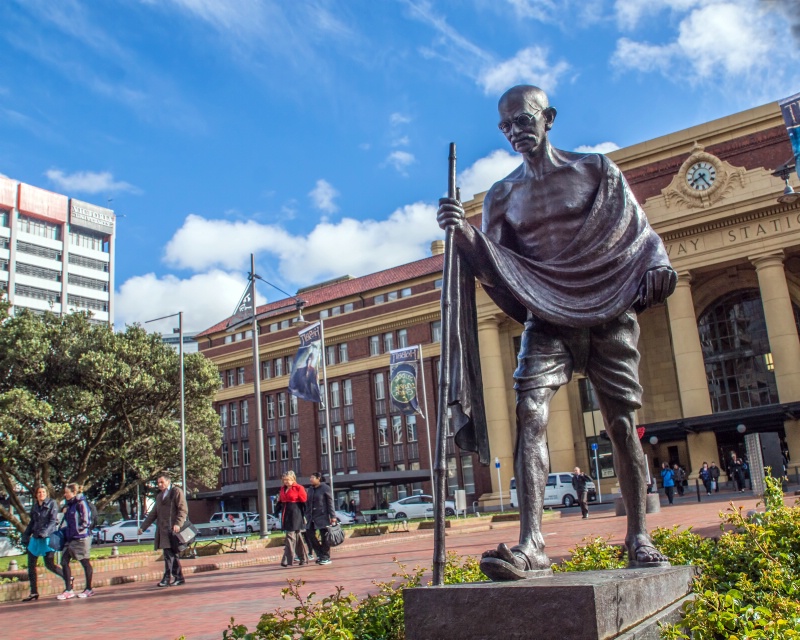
xmin=404 ymin=566 xmax=695 ymax=640
xmin=614 ymin=494 xmax=661 ymax=516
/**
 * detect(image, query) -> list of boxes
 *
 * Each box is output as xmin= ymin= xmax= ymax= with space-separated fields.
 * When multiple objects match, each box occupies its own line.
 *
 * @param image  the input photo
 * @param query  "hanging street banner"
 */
xmin=779 ymin=92 xmax=800 ymax=179
xmin=389 ymin=346 xmax=421 ymax=416
xmin=288 ymin=322 xmax=322 ymax=403
xmin=226 ymin=284 xmax=255 ymax=331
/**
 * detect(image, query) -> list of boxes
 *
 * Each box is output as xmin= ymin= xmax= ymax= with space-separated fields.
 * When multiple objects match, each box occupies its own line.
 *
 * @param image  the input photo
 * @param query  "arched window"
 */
xmin=698 ymin=289 xmax=778 ymax=412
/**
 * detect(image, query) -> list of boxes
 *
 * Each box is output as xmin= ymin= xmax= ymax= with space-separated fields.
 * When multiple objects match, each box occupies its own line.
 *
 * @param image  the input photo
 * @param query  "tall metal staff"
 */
xmin=432 ymin=142 xmax=457 ymax=586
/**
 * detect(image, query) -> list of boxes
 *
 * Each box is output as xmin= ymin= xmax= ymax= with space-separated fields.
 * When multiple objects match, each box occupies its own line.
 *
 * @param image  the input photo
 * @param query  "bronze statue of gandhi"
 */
xmin=437 ymin=85 xmax=676 ymax=581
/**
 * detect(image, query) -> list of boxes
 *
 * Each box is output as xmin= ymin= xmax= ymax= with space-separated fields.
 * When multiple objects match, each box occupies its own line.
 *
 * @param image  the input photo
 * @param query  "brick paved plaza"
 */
xmin=1 ymin=491 xmax=774 ymax=640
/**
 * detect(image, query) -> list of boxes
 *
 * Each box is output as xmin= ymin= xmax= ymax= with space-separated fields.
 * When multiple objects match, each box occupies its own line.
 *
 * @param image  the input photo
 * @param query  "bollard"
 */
xmin=696 ymin=478 xmax=701 ymax=503
xmin=8 ymin=559 xmax=18 ymax=571
xmin=111 ymin=545 xmax=119 ymax=557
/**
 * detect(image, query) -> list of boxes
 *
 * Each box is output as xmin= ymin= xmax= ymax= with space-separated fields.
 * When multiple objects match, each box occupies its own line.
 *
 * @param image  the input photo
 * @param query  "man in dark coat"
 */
xmin=305 ymin=472 xmax=336 ymax=565
xmin=710 ymin=462 xmax=721 ymax=492
xmin=139 ymin=471 xmax=188 ymax=586
xmin=437 ymin=84 xmax=676 ymax=581
xmin=571 ymin=467 xmax=592 ymax=519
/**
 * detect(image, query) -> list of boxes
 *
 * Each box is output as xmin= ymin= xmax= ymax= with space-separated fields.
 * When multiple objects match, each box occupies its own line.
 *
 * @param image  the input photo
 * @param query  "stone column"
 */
xmin=546 ymin=386 xmax=576 ymax=475
xmin=666 ymin=272 xmax=717 ymax=475
xmin=751 ymin=252 xmax=800 ymax=462
xmin=477 ymin=314 xmax=515 ymax=503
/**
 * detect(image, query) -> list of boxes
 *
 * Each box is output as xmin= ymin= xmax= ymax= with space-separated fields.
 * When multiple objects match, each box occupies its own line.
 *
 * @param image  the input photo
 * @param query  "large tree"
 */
xmin=0 ymin=302 xmax=222 ymax=531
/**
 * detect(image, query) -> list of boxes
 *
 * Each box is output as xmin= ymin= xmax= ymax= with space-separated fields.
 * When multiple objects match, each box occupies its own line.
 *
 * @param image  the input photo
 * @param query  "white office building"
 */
xmin=0 ymin=176 xmax=115 ymax=323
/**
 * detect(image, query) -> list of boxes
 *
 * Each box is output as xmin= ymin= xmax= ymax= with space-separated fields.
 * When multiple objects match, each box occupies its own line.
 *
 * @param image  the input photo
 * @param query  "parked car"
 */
xmin=0 ymin=519 xmax=11 ymax=537
xmin=509 ymin=473 xmax=597 ymax=509
xmin=100 ymin=520 xmax=156 ymax=544
xmin=207 ymin=511 xmax=249 ymax=534
xmin=387 ymin=495 xmax=456 ymax=520
xmin=334 ymin=510 xmax=354 ymax=524
xmin=245 ymin=513 xmax=280 ymax=533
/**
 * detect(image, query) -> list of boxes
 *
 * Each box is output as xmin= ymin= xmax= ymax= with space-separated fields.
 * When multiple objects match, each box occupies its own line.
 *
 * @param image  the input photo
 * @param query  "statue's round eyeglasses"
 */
xmin=498 ymin=110 xmax=540 ymax=133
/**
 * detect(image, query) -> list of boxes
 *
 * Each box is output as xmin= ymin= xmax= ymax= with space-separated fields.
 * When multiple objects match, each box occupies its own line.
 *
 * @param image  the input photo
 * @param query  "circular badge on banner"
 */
xmin=390 ymin=368 xmax=417 ymax=405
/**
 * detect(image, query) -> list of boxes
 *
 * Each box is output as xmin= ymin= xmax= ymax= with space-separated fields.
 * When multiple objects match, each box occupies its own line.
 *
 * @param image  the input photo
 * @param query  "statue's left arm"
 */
xmin=638 ymin=266 xmax=677 ymax=309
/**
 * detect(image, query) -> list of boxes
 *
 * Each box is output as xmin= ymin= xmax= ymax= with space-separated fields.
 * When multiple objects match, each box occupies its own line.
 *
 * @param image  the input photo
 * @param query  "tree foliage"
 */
xmin=0 ymin=301 xmax=221 ymax=530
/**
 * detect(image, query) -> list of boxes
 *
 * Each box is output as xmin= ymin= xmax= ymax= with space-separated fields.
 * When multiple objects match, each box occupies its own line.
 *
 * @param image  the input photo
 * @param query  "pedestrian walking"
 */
xmin=21 ymin=486 xmax=63 ymax=602
xmin=729 ymin=453 xmax=746 ymax=492
xmin=305 ymin=472 xmax=336 ymax=565
xmin=139 ymin=471 xmax=188 ymax=587
xmin=709 ymin=462 xmax=720 ymax=492
xmin=57 ymin=483 xmax=94 ymax=600
xmin=673 ymin=464 xmax=685 ymax=497
xmin=571 ymin=467 xmax=592 ymax=519
xmin=660 ymin=462 xmax=675 ymax=505
xmin=277 ymin=471 xmax=308 ymax=567
xmin=698 ymin=463 xmax=712 ymax=495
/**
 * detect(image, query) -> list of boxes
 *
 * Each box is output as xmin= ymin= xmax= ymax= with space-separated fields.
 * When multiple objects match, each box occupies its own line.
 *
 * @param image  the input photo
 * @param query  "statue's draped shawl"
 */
xmin=448 ymin=154 xmax=672 ymax=464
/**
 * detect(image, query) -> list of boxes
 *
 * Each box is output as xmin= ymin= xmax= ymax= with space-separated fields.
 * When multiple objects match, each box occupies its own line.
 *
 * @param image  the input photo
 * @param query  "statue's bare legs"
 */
xmin=480 ymin=388 xmax=554 ymax=580
xmin=597 ymin=395 xmax=668 ymax=566
xmin=480 ymin=387 xmax=668 ymax=581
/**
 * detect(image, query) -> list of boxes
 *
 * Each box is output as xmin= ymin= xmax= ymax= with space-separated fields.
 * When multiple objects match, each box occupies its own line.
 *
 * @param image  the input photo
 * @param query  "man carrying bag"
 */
xmin=139 ymin=471 xmax=188 ymax=587
xmin=305 ymin=472 xmax=337 ymax=565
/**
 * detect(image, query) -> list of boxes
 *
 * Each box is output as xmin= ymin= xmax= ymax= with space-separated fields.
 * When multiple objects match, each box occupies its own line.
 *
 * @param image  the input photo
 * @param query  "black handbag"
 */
xmin=174 ymin=520 xmax=199 ymax=545
xmin=327 ymin=522 xmax=345 ymax=547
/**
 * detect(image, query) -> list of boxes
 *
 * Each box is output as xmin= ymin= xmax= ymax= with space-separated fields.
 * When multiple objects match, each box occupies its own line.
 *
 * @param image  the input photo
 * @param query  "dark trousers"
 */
xmin=702 ymin=479 xmax=712 ymax=495
xmin=676 ymin=481 xmax=684 ymax=496
xmin=27 ymin=550 xmax=63 ymax=594
xmin=664 ymin=486 xmax=675 ymax=505
xmin=302 ymin=529 xmax=315 ymax=557
xmin=577 ymin=490 xmax=589 ymax=517
xmin=61 ymin=556 xmax=92 ymax=591
xmin=307 ymin=525 xmax=330 ymax=561
xmin=163 ymin=547 xmax=184 ymax=580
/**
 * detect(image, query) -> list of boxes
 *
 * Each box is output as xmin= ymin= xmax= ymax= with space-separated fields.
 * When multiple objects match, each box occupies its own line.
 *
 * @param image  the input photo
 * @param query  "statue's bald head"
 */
xmin=498 ymin=85 xmax=550 ymax=113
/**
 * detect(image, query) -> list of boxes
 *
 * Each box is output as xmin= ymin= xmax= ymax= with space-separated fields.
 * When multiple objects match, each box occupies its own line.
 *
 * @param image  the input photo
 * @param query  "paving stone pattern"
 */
xmin=0 ymin=491 xmax=770 ymax=640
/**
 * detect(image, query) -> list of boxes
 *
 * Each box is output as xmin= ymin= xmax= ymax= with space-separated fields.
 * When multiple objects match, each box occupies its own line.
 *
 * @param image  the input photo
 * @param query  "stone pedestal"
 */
xmin=404 ymin=566 xmax=695 ymax=640
xmin=614 ymin=495 xmax=661 ymax=516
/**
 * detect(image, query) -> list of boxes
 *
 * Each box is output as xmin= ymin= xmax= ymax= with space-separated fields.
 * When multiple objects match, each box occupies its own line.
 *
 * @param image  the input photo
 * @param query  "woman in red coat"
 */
xmin=277 ymin=470 xmax=308 ymax=567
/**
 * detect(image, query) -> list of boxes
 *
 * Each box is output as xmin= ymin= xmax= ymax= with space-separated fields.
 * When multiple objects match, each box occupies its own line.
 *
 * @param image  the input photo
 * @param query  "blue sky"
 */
xmin=1 ymin=0 xmax=799 ymax=334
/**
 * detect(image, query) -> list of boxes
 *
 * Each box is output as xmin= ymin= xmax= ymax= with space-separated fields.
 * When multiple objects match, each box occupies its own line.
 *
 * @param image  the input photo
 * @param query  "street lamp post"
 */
xmin=145 ymin=311 xmax=186 ymax=493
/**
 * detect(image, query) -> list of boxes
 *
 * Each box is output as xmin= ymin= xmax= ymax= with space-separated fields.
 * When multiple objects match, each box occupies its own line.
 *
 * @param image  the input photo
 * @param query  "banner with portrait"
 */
xmin=389 ymin=346 xmax=421 ymax=416
xmin=288 ymin=322 xmax=322 ymax=403
xmin=780 ymin=92 xmax=800 ymax=179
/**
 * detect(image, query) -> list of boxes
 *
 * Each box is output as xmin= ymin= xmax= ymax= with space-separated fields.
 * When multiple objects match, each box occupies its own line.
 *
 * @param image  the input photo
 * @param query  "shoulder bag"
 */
xmin=327 ymin=522 xmax=345 ymax=547
xmin=174 ymin=520 xmax=199 ymax=546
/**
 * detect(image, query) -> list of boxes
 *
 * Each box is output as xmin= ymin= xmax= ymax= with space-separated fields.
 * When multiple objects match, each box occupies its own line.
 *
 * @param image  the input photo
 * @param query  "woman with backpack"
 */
xmin=57 ymin=483 xmax=94 ymax=600
xmin=20 ymin=486 xmax=64 ymax=602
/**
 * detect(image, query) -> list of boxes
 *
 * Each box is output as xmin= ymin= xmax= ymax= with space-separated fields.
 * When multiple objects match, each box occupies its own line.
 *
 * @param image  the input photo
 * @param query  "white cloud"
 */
xmin=392 ymin=136 xmax=410 ymax=147
xmin=614 ymin=0 xmax=702 ymax=30
xmin=573 ymin=142 xmax=621 ymax=154
xmin=385 ymin=151 xmax=416 ymax=174
xmin=390 ymin=112 xmax=411 ymax=126
xmin=309 ymin=179 xmax=339 ymax=213
xmin=612 ymin=1 xmax=800 ymax=95
xmin=458 ymin=149 xmax=521 ymax=201
xmin=115 ymin=269 xmax=253 ymax=334
xmin=45 ymin=169 xmax=139 ymax=195
xmin=162 ymin=202 xmax=441 ymax=292
xmin=478 ymin=47 xmax=570 ymax=95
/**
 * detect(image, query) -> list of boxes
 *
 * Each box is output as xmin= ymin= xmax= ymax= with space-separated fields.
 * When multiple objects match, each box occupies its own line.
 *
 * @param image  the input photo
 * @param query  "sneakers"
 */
xmin=172 ymin=578 xmax=185 ymax=587
xmin=77 ymin=589 xmax=94 ymax=598
xmin=317 ymin=558 xmax=331 ymax=565
xmin=57 ymin=590 xmax=76 ymax=600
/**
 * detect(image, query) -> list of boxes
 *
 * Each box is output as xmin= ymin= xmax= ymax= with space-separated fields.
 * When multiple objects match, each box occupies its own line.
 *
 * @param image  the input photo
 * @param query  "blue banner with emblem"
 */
xmin=288 ymin=323 xmax=322 ymax=403
xmin=780 ymin=92 xmax=800 ymax=179
xmin=389 ymin=346 xmax=421 ymax=416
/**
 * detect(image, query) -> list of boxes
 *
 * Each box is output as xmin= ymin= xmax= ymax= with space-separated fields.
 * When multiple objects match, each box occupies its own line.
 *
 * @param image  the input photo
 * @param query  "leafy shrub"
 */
xmin=660 ymin=474 xmax=800 ymax=639
xmin=553 ymin=536 xmax=626 ymax=572
xmin=222 ymin=552 xmax=479 ymax=640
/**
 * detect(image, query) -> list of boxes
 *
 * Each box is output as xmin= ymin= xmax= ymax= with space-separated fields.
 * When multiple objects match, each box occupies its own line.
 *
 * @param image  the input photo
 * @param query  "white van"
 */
xmin=510 ymin=473 xmax=597 ymax=508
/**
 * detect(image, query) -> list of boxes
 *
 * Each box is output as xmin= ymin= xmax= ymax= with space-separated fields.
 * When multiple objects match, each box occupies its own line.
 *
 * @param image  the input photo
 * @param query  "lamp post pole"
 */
xmin=145 ymin=312 xmax=187 ymax=494
xmin=178 ymin=311 xmax=186 ymax=493
xmin=250 ymin=255 xmax=269 ymax=538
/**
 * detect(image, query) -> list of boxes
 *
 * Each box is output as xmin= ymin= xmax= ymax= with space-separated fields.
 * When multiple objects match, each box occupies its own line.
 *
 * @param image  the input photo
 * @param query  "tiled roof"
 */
xmin=196 ymin=253 xmax=444 ymax=337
